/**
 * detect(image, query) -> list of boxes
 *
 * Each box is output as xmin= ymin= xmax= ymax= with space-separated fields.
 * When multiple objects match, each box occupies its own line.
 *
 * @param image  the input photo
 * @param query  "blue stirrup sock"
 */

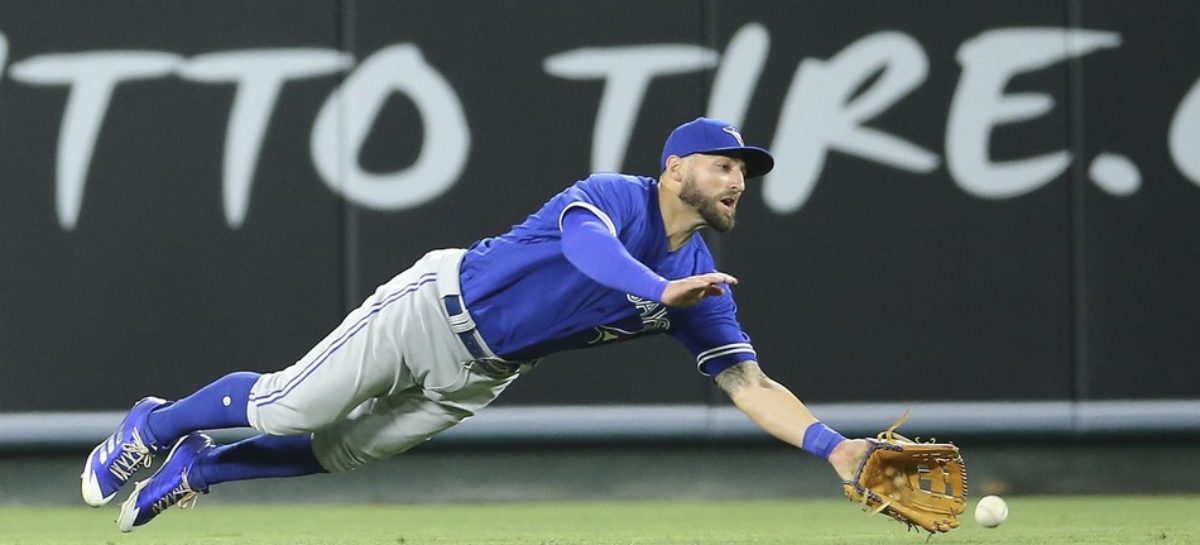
xmin=802 ymin=421 xmax=847 ymax=460
xmin=145 ymin=371 xmax=260 ymax=448
xmin=188 ymin=433 xmax=327 ymax=489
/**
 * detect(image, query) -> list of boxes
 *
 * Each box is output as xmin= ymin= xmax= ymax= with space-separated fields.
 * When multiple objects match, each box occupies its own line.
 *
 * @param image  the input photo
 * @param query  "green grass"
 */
xmin=0 ymin=497 xmax=1196 ymax=545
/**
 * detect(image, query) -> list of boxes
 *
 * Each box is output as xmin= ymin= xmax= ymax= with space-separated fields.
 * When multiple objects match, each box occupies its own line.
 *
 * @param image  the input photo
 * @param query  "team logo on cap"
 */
xmin=722 ymin=126 xmax=745 ymax=146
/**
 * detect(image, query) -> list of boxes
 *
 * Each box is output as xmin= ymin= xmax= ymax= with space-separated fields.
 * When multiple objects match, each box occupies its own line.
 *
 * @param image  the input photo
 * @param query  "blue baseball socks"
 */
xmin=189 ymin=433 xmax=328 ymax=488
xmin=145 ymin=372 xmax=260 ymax=447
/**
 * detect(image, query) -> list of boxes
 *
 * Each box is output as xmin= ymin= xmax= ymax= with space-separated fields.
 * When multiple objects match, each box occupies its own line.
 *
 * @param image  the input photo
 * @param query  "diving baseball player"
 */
xmin=82 ymin=117 xmax=869 ymax=532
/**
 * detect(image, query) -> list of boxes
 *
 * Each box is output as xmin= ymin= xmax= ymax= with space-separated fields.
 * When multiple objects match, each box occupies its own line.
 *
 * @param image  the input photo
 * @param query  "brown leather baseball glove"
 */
xmin=842 ymin=411 xmax=968 ymax=533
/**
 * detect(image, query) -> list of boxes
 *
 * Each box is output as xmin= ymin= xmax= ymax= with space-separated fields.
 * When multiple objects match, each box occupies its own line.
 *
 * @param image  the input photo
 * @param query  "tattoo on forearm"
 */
xmin=715 ymin=361 xmax=765 ymax=394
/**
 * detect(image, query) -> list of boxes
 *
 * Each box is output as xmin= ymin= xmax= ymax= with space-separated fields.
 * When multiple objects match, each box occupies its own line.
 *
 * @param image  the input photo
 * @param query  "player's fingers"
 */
xmin=669 ymin=276 xmax=731 ymax=305
xmin=693 ymin=272 xmax=737 ymax=286
xmin=708 ymin=272 xmax=738 ymax=285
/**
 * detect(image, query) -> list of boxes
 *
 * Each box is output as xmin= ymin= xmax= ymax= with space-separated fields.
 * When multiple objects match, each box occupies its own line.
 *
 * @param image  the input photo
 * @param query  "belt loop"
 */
xmin=442 ymin=295 xmax=476 ymax=334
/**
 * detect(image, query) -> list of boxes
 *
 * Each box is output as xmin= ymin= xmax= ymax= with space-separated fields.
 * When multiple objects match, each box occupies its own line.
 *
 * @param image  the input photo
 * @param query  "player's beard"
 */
xmin=679 ymin=175 xmax=736 ymax=233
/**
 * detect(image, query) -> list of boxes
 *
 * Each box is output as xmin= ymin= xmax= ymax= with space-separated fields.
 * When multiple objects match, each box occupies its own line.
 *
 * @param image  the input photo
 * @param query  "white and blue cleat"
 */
xmin=80 ymin=396 xmax=170 ymax=507
xmin=118 ymin=432 xmax=213 ymax=532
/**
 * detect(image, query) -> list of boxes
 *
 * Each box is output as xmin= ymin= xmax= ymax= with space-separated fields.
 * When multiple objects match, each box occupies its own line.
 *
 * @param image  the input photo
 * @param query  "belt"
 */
xmin=441 ymin=294 xmax=490 ymax=361
xmin=433 ymin=249 xmax=491 ymax=361
xmin=441 ymin=295 xmax=524 ymax=378
xmin=434 ymin=249 xmax=529 ymax=379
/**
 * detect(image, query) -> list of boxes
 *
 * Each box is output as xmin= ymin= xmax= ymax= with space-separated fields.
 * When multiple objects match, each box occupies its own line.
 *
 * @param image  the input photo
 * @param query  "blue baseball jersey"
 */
xmin=458 ymin=173 xmax=756 ymax=376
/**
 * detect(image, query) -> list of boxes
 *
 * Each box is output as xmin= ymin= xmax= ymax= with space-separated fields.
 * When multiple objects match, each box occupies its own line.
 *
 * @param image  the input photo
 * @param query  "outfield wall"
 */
xmin=1 ymin=2 xmax=1197 ymax=436
xmin=3 ymin=401 xmax=1200 ymax=451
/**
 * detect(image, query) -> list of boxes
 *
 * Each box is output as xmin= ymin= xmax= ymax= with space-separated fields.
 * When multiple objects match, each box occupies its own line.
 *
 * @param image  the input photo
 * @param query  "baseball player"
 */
xmin=82 ymin=117 xmax=869 ymax=532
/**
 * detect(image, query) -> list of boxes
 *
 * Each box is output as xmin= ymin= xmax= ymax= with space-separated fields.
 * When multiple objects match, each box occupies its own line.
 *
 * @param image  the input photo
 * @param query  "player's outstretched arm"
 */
xmin=715 ymin=361 xmax=868 ymax=479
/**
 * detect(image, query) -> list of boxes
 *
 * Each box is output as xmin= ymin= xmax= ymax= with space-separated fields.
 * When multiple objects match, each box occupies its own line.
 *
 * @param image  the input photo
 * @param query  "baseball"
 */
xmin=974 ymin=495 xmax=1008 ymax=528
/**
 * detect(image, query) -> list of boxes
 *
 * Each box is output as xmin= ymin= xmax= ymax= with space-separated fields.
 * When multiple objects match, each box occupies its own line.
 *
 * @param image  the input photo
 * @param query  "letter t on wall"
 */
xmin=11 ymin=51 xmax=181 ymax=230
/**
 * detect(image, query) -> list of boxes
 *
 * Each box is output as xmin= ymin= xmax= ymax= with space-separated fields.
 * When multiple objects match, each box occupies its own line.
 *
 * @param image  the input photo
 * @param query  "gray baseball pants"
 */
xmin=244 ymin=249 xmax=529 ymax=472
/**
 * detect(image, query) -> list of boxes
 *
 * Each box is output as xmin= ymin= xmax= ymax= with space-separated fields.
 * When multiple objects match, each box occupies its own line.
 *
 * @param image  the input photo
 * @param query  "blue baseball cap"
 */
xmin=660 ymin=117 xmax=774 ymax=178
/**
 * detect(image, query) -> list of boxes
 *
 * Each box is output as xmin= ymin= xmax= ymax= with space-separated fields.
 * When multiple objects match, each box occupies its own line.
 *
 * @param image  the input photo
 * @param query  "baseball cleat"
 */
xmin=80 ymin=396 xmax=170 ymax=507
xmin=117 ymin=432 xmax=212 ymax=532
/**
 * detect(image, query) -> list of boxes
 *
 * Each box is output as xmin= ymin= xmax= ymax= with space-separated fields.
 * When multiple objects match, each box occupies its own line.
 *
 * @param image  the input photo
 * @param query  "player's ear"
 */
xmin=664 ymin=155 xmax=685 ymax=182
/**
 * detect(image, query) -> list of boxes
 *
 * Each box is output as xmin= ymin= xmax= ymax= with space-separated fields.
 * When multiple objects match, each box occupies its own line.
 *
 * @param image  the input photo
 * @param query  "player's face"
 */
xmin=679 ymin=154 xmax=747 ymax=233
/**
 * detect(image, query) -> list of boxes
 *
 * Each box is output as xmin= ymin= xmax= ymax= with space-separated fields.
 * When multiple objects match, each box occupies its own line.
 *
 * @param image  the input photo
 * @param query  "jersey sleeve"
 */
xmin=560 ymin=208 xmax=669 ymax=302
xmin=668 ymin=284 xmax=757 ymax=377
xmin=554 ymin=173 xmax=642 ymax=237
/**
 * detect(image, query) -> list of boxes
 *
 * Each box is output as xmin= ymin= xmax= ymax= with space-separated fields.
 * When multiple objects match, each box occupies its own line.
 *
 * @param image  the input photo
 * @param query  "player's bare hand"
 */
xmin=828 ymin=438 xmax=870 ymax=481
xmin=661 ymin=272 xmax=738 ymax=308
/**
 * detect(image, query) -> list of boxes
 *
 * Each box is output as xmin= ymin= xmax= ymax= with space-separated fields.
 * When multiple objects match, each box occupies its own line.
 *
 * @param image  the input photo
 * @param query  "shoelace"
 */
xmin=150 ymin=476 xmax=200 ymax=516
xmin=108 ymin=428 xmax=154 ymax=481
